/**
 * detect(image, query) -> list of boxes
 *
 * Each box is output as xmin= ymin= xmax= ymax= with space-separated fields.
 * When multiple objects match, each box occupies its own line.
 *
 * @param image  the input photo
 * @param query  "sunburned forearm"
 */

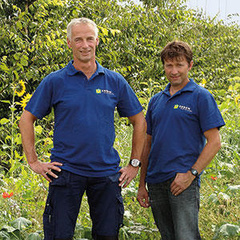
xmin=118 ymin=112 xmax=146 ymax=188
xmin=139 ymin=134 xmax=151 ymax=187
xmin=129 ymin=112 xmax=146 ymax=160
xmin=138 ymin=150 xmax=149 ymax=187
xmin=137 ymin=134 xmax=152 ymax=207
xmin=19 ymin=111 xmax=38 ymax=165
xmin=19 ymin=110 xmax=62 ymax=182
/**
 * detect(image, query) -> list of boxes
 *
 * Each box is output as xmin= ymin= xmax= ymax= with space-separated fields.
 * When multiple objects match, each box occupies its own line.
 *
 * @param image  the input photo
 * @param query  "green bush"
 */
xmin=0 ymin=0 xmax=239 ymax=239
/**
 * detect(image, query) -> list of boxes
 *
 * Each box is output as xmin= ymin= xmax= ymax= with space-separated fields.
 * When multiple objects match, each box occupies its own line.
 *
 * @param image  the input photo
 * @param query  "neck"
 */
xmin=169 ymin=79 xmax=190 ymax=96
xmin=73 ymin=59 xmax=97 ymax=79
xmin=169 ymin=86 xmax=182 ymax=96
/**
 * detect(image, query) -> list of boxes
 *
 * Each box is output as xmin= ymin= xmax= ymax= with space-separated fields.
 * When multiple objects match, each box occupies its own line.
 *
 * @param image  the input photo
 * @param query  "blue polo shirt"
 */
xmin=26 ymin=61 xmax=143 ymax=177
xmin=146 ymin=79 xmax=225 ymax=184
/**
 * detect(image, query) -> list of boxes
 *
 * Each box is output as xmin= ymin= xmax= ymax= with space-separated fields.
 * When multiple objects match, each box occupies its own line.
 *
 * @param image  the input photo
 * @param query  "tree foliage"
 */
xmin=0 ymin=0 xmax=239 ymax=238
xmin=0 ymin=0 xmax=239 ymax=116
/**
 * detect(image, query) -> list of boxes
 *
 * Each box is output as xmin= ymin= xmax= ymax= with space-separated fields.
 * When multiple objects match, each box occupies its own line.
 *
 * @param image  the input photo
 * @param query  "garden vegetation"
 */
xmin=0 ymin=0 xmax=239 ymax=239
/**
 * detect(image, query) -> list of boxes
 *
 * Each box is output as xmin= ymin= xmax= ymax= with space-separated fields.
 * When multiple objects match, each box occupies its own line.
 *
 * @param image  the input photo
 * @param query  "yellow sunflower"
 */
xmin=15 ymin=80 xmax=26 ymax=97
xmin=21 ymin=93 xmax=32 ymax=110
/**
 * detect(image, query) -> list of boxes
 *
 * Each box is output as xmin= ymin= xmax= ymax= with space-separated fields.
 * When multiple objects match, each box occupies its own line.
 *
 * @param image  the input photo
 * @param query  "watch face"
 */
xmin=191 ymin=169 xmax=198 ymax=176
xmin=131 ymin=159 xmax=141 ymax=167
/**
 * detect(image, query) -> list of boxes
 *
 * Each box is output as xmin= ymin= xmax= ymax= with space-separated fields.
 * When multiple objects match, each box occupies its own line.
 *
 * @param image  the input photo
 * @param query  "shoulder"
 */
xmin=151 ymin=91 xmax=164 ymax=102
xmin=188 ymin=80 xmax=215 ymax=102
xmin=40 ymin=67 xmax=67 ymax=87
xmin=191 ymin=83 xmax=220 ymax=115
xmin=189 ymin=80 xmax=211 ymax=95
xmin=195 ymin=83 xmax=211 ymax=94
xmin=148 ymin=91 xmax=164 ymax=109
xmin=98 ymin=62 xmax=125 ymax=81
xmin=46 ymin=67 xmax=67 ymax=80
xmin=194 ymin=84 xmax=215 ymax=102
xmin=103 ymin=67 xmax=126 ymax=82
xmin=101 ymin=67 xmax=132 ymax=94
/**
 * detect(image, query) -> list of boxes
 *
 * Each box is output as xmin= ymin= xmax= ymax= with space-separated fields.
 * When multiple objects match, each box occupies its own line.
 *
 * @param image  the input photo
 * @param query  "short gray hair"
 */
xmin=67 ymin=18 xmax=98 ymax=40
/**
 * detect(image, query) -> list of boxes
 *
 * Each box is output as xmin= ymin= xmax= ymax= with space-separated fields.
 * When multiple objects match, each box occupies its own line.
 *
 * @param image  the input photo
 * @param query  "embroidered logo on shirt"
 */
xmin=96 ymin=89 xmax=114 ymax=95
xmin=96 ymin=89 xmax=101 ymax=94
xmin=174 ymin=104 xmax=192 ymax=112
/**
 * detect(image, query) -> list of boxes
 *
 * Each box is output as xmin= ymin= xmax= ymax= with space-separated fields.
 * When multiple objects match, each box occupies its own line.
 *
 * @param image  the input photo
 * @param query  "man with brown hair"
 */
xmin=137 ymin=40 xmax=225 ymax=240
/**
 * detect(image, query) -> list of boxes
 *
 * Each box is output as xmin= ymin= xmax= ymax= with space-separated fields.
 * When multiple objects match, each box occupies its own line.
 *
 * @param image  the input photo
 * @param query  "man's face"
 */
xmin=164 ymin=57 xmax=193 ymax=88
xmin=67 ymin=23 xmax=99 ymax=63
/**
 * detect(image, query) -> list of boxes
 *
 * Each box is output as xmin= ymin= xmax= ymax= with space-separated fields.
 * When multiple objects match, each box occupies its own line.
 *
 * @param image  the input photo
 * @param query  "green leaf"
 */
xmin=11 ymin=217 xmax=32 ymax=230
xmin=26 ymin=232 xmax=42 ymax=240
xmin=99 ymin=26 xmax=108 ymax=36
xmin=14 ymin=150 xmax=22 ymax=159
xmin=0 ymin=230 xmax=10 ymax=239
xmin=2 ymin=144 xmax=10 ymax=150
xmin=208 ymin=193 xmax=218 ymax=203
xmin=16 ymin=21 xmax=23 ymax=30
xmin=0 ymin=63 xmax=10 ymax=73
xmin=110 ymin=29 xmax=121 ymax=36
xmin=13 ymin=53 xmax=21 ymax=61
xmin=14 ymin=135 xmax=22 ymax=145
xmin=214 ymin=224 xmax=240 ymax=239
xmin=218 ymin=192 xmax=230 ymax=201
xmin=0 ymin=118 xmax=9 ymax=125
xmin=20 ymin=58 xmax=28 ymax=67
xmin=1 ymin=226 xmax=15 ymax=233
xmin=8 ymin=229 xmax=21 ymax=239
xmin=0 ymin=100 xmax=11 ymax=104
xmin=227 ymin=185 xmax=240 ymax=191
xmin=35 ymin=125 xmax=43 ymax=134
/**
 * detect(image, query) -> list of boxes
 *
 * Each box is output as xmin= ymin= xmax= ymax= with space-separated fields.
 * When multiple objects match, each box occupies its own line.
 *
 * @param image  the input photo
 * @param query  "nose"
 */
xmin=171 ymin=67 xmax=178 ymax=74
xmin=81 ymin=40 xmax=88 ymax=48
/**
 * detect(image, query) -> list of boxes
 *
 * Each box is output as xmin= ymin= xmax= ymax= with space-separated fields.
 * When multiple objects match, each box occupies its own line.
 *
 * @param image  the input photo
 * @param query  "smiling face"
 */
xmin=67 ymin=23 xmax=99 ymax=64
xmin=164 ymin=56 xmax=193 ymax=89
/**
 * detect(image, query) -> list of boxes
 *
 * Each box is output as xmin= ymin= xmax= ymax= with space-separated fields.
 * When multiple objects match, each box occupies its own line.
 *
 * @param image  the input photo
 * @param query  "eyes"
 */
xmin=74 ymin=37 xmax=95 ymax=43
xmin=164 ymin=63 xmax=186 ymax=69
xmin=165 ymin=63 xmax=184 ymax=67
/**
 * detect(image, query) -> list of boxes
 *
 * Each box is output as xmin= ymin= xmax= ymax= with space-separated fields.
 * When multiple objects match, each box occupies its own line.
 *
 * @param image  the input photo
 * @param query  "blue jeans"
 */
xmin=43 ymin=170 xmax=123 ymax=240
xmin=148 ymin=177 xmax=201 ymax=240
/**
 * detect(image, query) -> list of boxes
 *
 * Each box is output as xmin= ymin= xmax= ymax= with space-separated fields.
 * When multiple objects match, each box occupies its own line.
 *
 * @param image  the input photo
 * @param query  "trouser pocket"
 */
xmin=43 ymin=170 xmax=71 ymax=240
xmin=117 ymin=194 xmax=124 ymax=229
xmin=108 ymin=173 xmax=124 ymax=229
xmin=43 ymin=194 xmax=54 ymax=240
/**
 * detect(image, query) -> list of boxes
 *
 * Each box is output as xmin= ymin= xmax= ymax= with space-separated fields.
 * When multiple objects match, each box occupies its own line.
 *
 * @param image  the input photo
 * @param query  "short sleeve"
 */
xmin=116 ymin=75 xmax=143 ymax=117
xmin=146 ymin=98 xmax=154 ymax=135
xmin=25 ymin=76 xmax=53 ymax=119
xmin=198 ymin=89 xmax=225 ymax=132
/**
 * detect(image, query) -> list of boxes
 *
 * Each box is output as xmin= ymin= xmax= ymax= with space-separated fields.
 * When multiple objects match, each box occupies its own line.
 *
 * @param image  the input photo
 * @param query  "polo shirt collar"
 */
xmin=66 ymin=60 xmax=105 ymax=76
xmin=163 ymin=78 xmax=197 ymax=97
xmin=96 ymin=61 xmax=105 ymax=74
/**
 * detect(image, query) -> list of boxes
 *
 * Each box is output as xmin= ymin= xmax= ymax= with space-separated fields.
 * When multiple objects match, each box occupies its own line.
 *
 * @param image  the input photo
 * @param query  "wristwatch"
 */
xmin=130 ymin=159 xmax=141 ymax=167
xmin=190 ymin=168 xmax=199 ymax=177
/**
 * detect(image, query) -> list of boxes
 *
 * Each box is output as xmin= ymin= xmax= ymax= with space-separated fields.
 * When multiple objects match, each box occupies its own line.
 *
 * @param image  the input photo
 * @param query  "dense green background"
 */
xmin=0 ymin=0 xmax=239 ymax=239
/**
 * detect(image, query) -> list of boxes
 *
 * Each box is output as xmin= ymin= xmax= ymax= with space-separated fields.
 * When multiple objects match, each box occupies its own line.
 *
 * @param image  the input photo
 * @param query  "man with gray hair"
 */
xmin=19 ymin=17 xmax=146 ymax=240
